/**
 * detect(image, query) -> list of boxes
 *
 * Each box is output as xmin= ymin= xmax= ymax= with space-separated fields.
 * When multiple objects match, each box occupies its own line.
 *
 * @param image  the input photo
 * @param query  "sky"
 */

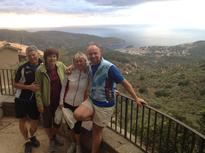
xmin=0 ymin=0 xmax=204 ymax=31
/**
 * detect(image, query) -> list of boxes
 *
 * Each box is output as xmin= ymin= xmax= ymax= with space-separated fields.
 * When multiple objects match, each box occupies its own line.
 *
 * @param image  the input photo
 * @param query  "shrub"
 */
xmin=139 ymin=75 xmax=145 ymax=80
xmin=155 ymin=90 xmax=170 ymax=97
xmin=138 ymin=86 xmax=148 ymax=94
xmin=200 ymin=89 xmax=205 ymax=96
xmin=178 ymin=80 xmax=189 ymax=86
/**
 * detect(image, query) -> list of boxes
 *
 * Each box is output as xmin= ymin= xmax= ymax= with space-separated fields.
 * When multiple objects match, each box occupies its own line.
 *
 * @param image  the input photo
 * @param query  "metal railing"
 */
xmin=0 ymin=69 xmax=16 ymax=95
xmin=109 ymin=93 xmax=205 ymax=153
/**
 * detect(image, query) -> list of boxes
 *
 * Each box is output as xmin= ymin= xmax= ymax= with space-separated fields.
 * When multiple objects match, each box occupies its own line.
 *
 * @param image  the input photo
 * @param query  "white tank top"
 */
xmin=60 ymin=69 xmax=89 ymax=106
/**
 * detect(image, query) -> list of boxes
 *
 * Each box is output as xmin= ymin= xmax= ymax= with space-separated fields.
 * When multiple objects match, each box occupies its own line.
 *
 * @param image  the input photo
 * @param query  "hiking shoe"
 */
xmin=24 ymin=141 xmax=32 ymax=153
xmin=53 ymin=135 xmax=64 ymax=146
xmin=49 ymin=139 xmax=57 ymax=153
xmin=76 ymin=145 xmax=82 ymax=153
xmin=66 ymin=142 xmax=76 ymax=153
xmin=30 ymin=136 xmax=40 ymax=147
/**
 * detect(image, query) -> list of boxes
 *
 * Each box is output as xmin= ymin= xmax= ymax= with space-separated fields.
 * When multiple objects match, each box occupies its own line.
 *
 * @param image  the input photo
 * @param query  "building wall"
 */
xmin=0 ymin=49 xmax=19 ymax=69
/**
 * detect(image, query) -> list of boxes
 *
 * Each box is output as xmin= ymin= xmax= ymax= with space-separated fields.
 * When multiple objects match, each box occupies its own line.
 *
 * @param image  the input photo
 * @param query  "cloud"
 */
xmin=85 ymin=0 xmax=174 ymax=6
xmin=0 ymin=0 xmax=117 ymax=14
xmin=0 ymin=0 xmax=174 ymax=14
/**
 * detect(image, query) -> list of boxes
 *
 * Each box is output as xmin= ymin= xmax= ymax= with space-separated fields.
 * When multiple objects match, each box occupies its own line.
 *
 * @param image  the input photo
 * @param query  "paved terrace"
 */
xmin=0 ymin=95 xmax=143 ymax=153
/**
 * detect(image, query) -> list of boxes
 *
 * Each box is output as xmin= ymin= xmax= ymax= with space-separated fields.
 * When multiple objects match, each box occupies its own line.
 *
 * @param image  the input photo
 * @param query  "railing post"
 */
xmin=166 ymin=119 xmax=172 ymax=153
xmin=199 ymin=138 xmax=204 ymax=153
xmin=159 ymin=115 xmax=164 ymax=153
xmin=114 ymin=94 xmax=118 ymax=131
xmin=151 ymin=111 xmax=158 ymax=153
xmin=129 ymin=100 xmax=133 ymax=140
xmin=124 ymin=97 xmax=128 ymax=138
xmin=190 ymin=133 xmax=195 ymax=153
xmin=140 ymin=106 xmax=145 ymax=147
xmin=135 ymin=102 xmax=139 ymax=144
xmin=145 ymin=108 xmax=151 ymax=152
xmin=0 ymin=69 xmax=3 ymax=95
xmin=120 ymin=96 xmax=123 ymax=134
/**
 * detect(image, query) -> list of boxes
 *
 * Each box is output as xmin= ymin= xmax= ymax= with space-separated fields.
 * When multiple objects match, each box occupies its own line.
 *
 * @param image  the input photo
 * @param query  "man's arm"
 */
xmin=14 ymin=82 xmax=39 ymax=92
xmin=14 ymin=66 xmax=39 ymax=92
xmin=121 ymin=79 xmax=147 ymax=106
xmin=108 ymin=65 xmax=147 ymax=106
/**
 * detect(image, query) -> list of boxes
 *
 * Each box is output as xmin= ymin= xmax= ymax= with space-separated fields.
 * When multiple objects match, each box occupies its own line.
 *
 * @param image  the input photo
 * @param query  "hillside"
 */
xmin=0 ymin=29 xmax=126 ymax=50
xmin=101 ymin=53 xmax=205 ymax=134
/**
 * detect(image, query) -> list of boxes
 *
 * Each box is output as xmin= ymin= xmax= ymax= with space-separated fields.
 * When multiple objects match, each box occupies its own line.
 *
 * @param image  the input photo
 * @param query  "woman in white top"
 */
xmin=59 ymin=52 xmax=89 ymax=153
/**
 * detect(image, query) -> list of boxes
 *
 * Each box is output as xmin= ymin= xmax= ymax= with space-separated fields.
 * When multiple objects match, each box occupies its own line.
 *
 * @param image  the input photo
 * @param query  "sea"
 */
xmin=27 ymin=25 xmax=205 ymax=47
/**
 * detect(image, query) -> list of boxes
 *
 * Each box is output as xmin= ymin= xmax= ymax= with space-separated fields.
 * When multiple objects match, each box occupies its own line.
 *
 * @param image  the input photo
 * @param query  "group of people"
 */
xmin=14 ymin=43 xmax=146 ymax=153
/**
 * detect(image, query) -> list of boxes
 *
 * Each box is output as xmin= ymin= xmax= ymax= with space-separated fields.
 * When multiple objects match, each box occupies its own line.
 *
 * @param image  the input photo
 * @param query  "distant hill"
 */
xmin=119 ymin=41 xmax=205 ymax=59
xmin=0 ymin=29 xmax=126 ymax=50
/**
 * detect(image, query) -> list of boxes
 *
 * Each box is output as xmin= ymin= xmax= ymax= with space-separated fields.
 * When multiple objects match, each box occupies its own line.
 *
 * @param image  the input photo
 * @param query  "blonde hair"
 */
xmin=73 ymin=52 xmax=89 ymax=72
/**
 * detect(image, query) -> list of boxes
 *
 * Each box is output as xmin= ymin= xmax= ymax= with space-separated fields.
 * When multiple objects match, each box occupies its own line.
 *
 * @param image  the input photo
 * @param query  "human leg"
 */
xmin=91 ymin=124 xmax=104 ymax=153
xmin=91 ymin=105 xmax=115 ymax=153
xmin=29 ymin=119 xmax=40 ymax=147
xmin=24 ymin=141 xmax=32 ymax=153
xmin=15 ymin=98 xmax=29 ymax=140
xmin=64 ymin=103 xmax=82 ymax=153
xmin=28 ymin=99 xmax=40 ymax=137
xmin=19 ymin=117 xmax=29 ymax=140
xmin=42 ymin=107 xmax=58 ymax=152
xmin=66 ymin=130 xmax=76 ymax=153
xmin=66 ymin=125 xmax=82 ymax=153
xmin=29 ymin=119 xmax=38 ymax=136
xmin=75 ymin=132 xmax=82 ymax=153
xmin=74 ymin=99 xmax=94 ymax=121
xmin=74 ymin=120 xmax=82 ymax=153
xmin=51 ymin=126 xmax=64 ymax=146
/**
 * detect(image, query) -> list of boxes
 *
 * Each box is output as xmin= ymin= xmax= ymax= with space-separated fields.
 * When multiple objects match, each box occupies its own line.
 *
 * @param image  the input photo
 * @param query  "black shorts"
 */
xmin=64 ymin=103 xmax=82 ymax=134
xmin=14 ymin=98 xmax=40 ymax=120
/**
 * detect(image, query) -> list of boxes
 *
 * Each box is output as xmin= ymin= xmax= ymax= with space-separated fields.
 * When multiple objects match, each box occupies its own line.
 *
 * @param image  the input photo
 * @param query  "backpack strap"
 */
xmin=63 ymin=79 xmax=69 ymax=102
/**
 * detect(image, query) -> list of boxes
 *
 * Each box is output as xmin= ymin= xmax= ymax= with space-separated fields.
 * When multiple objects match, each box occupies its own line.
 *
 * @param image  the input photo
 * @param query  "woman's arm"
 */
xmin=59 ymin=75 xmax=69 ymax=106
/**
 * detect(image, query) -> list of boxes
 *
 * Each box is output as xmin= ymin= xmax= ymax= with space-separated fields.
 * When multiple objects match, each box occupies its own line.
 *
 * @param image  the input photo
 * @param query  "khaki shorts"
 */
xmin=82 ymin=98 xmax=115 ymax=127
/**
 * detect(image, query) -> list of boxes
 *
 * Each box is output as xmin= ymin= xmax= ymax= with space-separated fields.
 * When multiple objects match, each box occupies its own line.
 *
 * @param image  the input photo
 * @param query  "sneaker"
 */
xmin=30 ymin=136 xmax=40 ymax=147
xmin=62 ymin=107 xmax=76 ymax=129
xmin=76 ymin=145 xmax=82 ymax=153
xmin=66 ymin=142 xmax=76 ymax=153
xmin=49 ymin=139 xmax=57 ymax=153
xmin=53 ymin=135 xmax=64 ymax=146
xmin=24 ymin=141 xmax=32 ymax=153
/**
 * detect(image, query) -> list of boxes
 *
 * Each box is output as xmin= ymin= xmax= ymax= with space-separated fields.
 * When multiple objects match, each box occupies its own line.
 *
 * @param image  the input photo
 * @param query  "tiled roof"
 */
xmin=0 ymin=41 xmax=43 ymax=56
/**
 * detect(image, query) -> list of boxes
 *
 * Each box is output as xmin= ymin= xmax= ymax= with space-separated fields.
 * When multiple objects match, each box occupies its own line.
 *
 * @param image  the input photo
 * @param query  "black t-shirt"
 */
xmin=15 ymin=59 xmax=42 ymax=100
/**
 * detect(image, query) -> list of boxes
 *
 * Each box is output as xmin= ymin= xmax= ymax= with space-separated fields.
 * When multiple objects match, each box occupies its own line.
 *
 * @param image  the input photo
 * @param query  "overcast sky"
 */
xmin=0 ymin=0 xmax=204 ymax=30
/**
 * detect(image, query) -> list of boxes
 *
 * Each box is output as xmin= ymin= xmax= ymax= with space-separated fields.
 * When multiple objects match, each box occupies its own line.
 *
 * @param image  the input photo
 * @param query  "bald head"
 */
xmin=86 ymin=44 xmax=102 ymax=65
xmin=86 ymin=44 xmax=101 ymax=52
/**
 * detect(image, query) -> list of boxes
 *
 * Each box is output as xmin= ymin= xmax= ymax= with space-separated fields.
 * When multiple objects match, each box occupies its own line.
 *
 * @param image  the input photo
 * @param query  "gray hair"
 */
xmin=26 ymin=45 xmax=38 ymax=54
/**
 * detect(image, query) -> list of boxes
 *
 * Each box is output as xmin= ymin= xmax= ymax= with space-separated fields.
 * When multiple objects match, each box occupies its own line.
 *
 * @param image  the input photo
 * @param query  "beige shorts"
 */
xmin=82 ymin=98 xmax=115 ymax=127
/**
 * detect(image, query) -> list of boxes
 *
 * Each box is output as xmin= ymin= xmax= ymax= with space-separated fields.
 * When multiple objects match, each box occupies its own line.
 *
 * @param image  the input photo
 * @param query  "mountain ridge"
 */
xmin=0 ymin=29 xmax=126 ymax=50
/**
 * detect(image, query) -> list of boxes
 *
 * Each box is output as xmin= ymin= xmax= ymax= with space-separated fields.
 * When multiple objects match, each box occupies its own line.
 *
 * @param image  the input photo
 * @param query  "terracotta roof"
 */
xmin=0 ymin=41 xmax=43 ymax=56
